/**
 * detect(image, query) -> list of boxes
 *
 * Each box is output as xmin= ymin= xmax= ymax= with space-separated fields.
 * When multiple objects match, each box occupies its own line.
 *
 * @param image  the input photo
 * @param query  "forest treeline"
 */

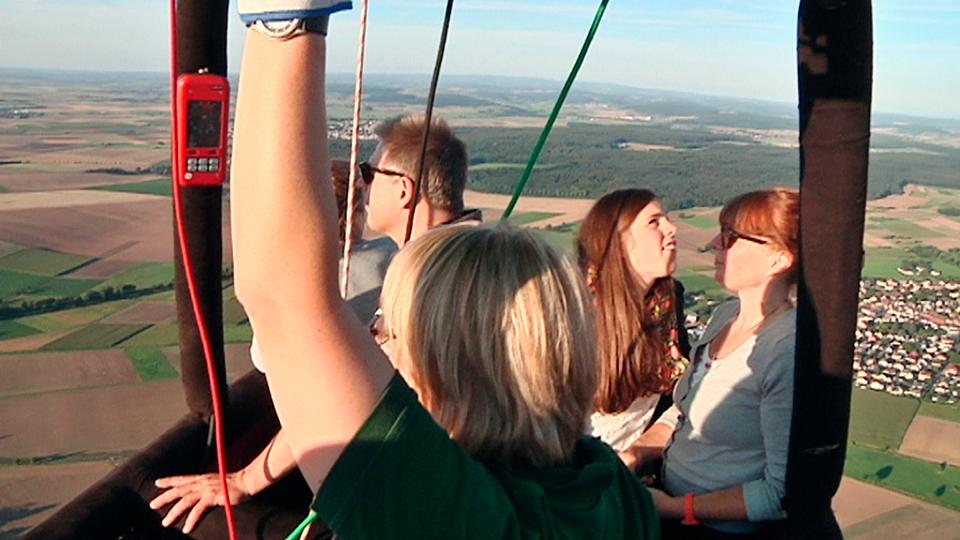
xmin=139 ymin=122 xmax=960 ymax=210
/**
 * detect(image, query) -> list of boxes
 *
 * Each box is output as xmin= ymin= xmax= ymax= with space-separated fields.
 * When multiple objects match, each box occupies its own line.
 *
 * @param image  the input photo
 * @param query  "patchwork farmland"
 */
xmin=2 ymin=73 xmax=959 ymax=537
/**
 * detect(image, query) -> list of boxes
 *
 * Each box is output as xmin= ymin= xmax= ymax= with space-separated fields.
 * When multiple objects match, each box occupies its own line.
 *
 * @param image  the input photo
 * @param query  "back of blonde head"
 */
xmin=381 ymin=223 xmax=597 ymax=466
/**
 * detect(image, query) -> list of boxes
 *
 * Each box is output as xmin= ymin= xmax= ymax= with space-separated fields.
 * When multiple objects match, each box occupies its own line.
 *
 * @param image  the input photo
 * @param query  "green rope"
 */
xmin=286 ymin=510 xmax=318 ymax=540
xmin=501 ymin=0 xmax=610 ymax=219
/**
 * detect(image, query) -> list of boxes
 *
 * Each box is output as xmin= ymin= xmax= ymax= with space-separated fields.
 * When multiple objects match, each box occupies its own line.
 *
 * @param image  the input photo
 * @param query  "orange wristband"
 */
xmin=681 ymin=492 xmax=701 ymax=526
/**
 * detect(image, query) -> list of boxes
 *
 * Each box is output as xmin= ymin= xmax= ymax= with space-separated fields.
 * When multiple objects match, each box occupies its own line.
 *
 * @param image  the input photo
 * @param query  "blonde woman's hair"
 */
xmin=380 ymin=223 xmax=598 ymax=466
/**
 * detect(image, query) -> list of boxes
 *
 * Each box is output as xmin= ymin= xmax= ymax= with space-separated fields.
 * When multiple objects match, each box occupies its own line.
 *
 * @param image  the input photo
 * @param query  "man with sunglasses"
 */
xmin=361 ymin=115 xmax=481 ymax=247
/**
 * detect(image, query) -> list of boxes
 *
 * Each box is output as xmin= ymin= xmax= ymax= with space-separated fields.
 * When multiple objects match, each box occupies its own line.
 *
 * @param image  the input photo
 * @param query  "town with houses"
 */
xmin=854 ymin=278 xmax=960 ymax=405
xmin=328 ymin=118 xmax=379 ymax=141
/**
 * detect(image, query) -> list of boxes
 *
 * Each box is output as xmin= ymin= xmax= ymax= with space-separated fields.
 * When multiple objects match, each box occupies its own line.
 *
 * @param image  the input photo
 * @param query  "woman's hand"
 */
xmin=617 ymin=449 xmax=640 ymax=472
xmin=647 ymin=487 xmax=683 ymax=519
xmin=618 ymin=445 xmax=656 ymax=473
xmin=149 ymin=471 xmax=252 ymax=533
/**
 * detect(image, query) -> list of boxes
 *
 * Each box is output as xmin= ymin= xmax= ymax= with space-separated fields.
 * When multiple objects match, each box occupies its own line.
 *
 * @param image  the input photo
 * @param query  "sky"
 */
xmin=1 ymin=0 xmax=958 ymax=119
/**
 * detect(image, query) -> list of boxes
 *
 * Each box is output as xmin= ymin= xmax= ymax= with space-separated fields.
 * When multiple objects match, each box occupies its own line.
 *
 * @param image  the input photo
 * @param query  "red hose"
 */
xmin=168 ymin=1 xmax=239 ymax=539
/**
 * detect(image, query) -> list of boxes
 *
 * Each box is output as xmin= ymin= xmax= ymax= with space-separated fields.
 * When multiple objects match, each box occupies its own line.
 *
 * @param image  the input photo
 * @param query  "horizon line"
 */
xmin=2 ymin=66 xmax=959 ymax=122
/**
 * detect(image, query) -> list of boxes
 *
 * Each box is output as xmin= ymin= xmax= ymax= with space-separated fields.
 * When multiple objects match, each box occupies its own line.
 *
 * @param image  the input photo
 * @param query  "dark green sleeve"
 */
xmin=313 ymin=373 xmax=517 ymax=539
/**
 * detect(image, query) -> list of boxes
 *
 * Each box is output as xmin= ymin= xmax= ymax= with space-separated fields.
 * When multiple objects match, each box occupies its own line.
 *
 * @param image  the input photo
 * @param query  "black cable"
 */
xmin=402 ymin=0 xmax=455 ymax=244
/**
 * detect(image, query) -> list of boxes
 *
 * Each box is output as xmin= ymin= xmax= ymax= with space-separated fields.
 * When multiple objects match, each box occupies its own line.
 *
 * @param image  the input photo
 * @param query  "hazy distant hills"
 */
xmin=3 ymin=68 xmax=958 ymax=207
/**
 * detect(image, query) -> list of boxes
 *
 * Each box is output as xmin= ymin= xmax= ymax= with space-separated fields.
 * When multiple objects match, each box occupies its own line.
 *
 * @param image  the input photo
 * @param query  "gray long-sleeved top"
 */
xmin=658 ymin=299 xmax=796 ymax=533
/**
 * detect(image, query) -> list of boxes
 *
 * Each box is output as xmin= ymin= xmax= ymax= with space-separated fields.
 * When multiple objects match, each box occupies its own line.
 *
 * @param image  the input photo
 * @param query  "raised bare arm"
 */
xmin=230 ymin=30 xmax=393 ymax=489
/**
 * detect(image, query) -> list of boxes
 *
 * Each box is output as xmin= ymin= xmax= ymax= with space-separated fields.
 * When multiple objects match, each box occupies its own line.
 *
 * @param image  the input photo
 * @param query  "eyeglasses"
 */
xmin=359 ymin=161 xmax=410 ymax=185
xmin=719 ymin=226 xmax=768 ymax=250
xmin=368 ymin=309 xmax=390 ymax=346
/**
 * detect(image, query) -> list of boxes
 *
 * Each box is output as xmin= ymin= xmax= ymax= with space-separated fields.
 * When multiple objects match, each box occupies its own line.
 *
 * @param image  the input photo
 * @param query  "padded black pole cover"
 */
xmin=174 ymin=0 xmax=230 ymax=416
xmin=786 ymin=0 xmax=873 ymax=537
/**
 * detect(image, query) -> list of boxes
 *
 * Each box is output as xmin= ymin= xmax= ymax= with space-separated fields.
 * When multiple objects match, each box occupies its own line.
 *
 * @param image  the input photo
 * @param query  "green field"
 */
xmin=150 ymin=289 xmax=178 ymax=301
xmin=876 ymin=218 xmax=944 ymax=239
xmin=862 ymin=247 xmax=911 ymax=280
xmin=0 ymin=320 xmax=42 ymax=341
xmin=0 ymin=241 xmax=22 ymax=258
xmin=97 ymin=262 xmax=173 ymax=290
xmin=537 ymin=223 xmax=580 ymax=254
xmin=26 ymin=276 xmax=101 ymax=299
xmin=930 ymin=259 xmax=960 ymax=280
xmin=0 ymin=269 xmax=47 ymax=298
xmin=223 ymin=296 xmax=249 ymax=326
xmin=224 ymin=324 xmax=253 ymax=343
xmin=121 ymin=324 xmax=179 ymax=348
xmin=676 ymin=272 xmax=724 ymax=295
xmin=1 ymin=162 xmax=82 ymax=173
xmin=91 ymin=178 xmax=171 ymax=197
xmin=862 ymin=245 xmax=960 ymax=280
xmin=125 ymin=347 xmax=178 ymax=381
xmin=470 ymin=162 xmax=563 ymax=172
xmin=41 ymin=323 xmax=151 ymax=351
xmin=918 ymin=400 xmax=960 ymax=423
xmin=0 ymin=248 xmax=92 ymax=276
xmin=845 ymin=445 xmax=960 ymax=511
xmin=678 ymin=214 xmax=717 ymax=229
xmin=17 ymin=299 xmax=137 ymax=332
xmin=0 ymin=268 xmax=100 ymax=300
xmin=848 ymin=388 xmax=920 ymax=450
xmin=508 ymin=211 xmax=561 ymax=226
xmin=843 ymin=502 xmax=960 ymax=539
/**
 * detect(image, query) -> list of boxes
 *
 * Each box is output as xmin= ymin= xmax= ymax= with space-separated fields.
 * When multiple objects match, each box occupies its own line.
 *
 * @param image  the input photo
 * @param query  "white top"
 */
xmin=587 ymin=392 xmax=662 ymax=452
xmin=659 ymin=299 xmax=796 ymax=532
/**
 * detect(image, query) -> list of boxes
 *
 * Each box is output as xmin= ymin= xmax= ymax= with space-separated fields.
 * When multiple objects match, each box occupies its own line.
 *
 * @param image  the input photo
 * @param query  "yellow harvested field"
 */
xmin=68 ymin=257 xmax=133 ymax=279
xmin=0 ymin=350 xmax=139 ymax=397
xmin=465 ymin=189 xmax=594 ymax=228
xmin=621 ymin=142 xmax=679 ymax=151
xmin=0 ymin=189 xmax=161 ymax=211
xmin=0 ymin=193 xmax=233 ymax=263
xmin=867 ymin=184 xmax=933 ymax=210
xmin=0 ymin=169 xmax=132 ymax=192
xmin=100 ymin=301 xmax=176 ymax=325
xmin=900 ymin=416 xmax=960 ymax=465
xmin=833 ymin=476 xmax=916 ymax=529
xmin=0 ymin=462 xmax=117 ymax=537
xmin=0 ymin=379 xmax=189 ymax=458
xmin=455 ymin=117 xmax=570 ymax=128
xmin=0 ymin=330 xmax=73 ymax=354
xmin=162 ymin=343 xmax=256 ymax=379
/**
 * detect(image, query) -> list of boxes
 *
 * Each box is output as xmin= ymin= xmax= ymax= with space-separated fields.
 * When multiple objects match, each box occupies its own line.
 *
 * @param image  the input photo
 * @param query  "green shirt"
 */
xmin=314 ymin=373 xmax=659 ymax=539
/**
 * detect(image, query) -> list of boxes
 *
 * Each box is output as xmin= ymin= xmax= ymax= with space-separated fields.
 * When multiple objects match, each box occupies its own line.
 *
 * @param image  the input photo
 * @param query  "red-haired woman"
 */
xmin=577 ymin=189 xmax=691 ymax=463
xmin=632 ymin=188 xmax=800 ymax=538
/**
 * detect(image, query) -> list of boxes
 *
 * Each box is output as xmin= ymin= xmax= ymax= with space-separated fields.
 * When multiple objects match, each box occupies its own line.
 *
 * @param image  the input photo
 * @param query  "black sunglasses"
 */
xmin=359 ymin=161 xmax=410 ymax=185
xmin=720 ymin=226 xmax=768 ymax=249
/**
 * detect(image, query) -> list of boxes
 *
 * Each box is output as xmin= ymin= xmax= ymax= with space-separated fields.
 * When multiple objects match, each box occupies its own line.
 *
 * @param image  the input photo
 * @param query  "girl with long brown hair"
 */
xmin=577 ymin=189 xmax=691 ymax=462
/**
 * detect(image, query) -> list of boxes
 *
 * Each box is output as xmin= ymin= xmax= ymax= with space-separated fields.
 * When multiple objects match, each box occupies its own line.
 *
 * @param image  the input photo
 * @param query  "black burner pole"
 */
xmin=786 ymin=0 xmax=873 ymax=537
xmin=173 ymin=0 xmax=230 ymax=417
